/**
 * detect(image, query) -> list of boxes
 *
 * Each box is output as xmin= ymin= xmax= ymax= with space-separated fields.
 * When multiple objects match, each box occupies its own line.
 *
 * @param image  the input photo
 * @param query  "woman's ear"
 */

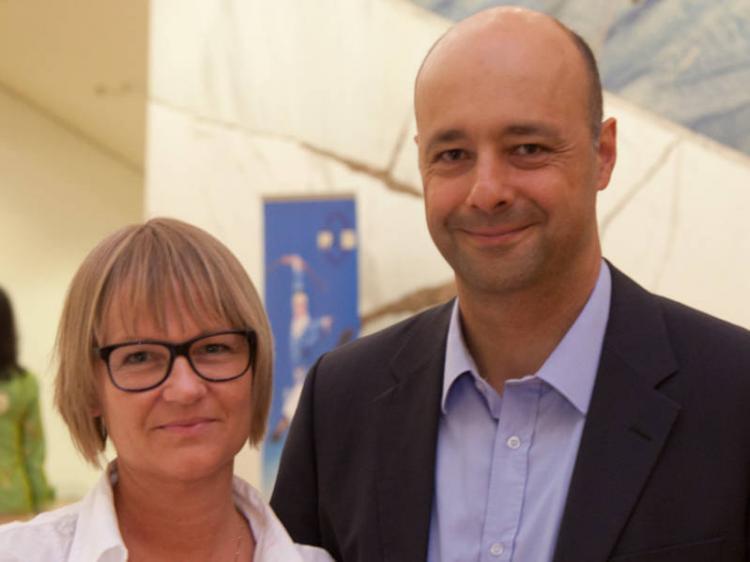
xmin=95 ymin=415 xmax=108 ymax=442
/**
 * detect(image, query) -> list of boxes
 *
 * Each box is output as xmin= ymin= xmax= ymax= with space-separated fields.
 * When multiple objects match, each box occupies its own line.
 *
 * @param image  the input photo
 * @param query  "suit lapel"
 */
xmin=374 ymin=302 xmax=453 ymax=562
xmin=553 ymin=267 xmax=681 ymax=562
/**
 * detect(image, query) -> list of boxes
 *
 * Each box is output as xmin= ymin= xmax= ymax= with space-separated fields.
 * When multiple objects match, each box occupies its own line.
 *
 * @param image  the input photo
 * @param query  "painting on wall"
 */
xmin=411 ymin=0 xmax=750 ymax=157
xmin=262 ymin=197 xmax=359 ymax=494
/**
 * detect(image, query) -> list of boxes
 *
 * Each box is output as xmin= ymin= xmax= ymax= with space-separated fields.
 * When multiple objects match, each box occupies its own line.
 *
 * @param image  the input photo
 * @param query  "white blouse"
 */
xmin=0 ymin=468 xmax=333 ymax=562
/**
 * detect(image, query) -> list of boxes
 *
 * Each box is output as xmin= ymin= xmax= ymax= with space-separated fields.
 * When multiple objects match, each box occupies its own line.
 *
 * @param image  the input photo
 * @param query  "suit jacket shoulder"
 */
xmin=310 ymin=300 xmax=454 ymax=403
xmin=555 ymin=265 xmax=750 ymax=562
xmin=271 ymin=301 xmax=453 ymax=562
xmin=657 ymin=292 xmax=750 ymax=367
xmin=606 ymin=265 xmax=750 ymax=393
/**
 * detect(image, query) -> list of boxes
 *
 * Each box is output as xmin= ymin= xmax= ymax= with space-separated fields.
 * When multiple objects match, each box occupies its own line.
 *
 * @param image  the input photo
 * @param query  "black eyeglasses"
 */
xmin=97 ymin=329 xmax=256 ymax=392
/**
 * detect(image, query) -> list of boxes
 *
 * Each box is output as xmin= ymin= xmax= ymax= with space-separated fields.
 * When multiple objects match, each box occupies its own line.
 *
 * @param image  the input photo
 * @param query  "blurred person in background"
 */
xmin=0 ymin=286 xmax=54 ymax=520
xmin=0 ymin=218 xmax=332 ymax=562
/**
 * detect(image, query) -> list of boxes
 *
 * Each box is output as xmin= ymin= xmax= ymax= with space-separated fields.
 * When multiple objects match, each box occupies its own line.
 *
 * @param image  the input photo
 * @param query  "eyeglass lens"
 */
xmin=107 ymin=332 xmax=251 ymax=391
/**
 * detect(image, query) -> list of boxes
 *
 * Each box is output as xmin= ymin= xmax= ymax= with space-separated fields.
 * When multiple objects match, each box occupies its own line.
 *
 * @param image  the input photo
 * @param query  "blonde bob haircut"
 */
xmin=54 ymin=217 xmax=273 ymax=467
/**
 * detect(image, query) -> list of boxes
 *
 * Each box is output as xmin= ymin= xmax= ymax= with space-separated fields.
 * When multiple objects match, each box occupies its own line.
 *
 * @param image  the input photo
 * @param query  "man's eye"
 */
xmin=436 ymin=149 xmax=466 ymax=162
xmin=514 ymin=144 xmax=547 ymax=156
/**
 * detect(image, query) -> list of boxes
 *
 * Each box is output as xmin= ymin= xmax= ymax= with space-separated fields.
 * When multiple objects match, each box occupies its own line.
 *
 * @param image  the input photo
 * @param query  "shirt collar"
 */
xmin=442 ymin=261 xmax=612 ymax=415
xmin=231 ymin=475 xmax=306 ymax=560
xmin=67 ymin=463 xmax=127 ymax=562
xmin=67 ymin=463 xmax=315 ymax=562
xmin=442 ymin=300 xmax=480 ymax=414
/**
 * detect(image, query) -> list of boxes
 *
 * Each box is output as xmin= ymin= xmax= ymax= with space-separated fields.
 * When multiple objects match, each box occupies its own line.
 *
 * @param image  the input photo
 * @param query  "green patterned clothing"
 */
xmin=0 ymin=369 xmax=54 ymax=514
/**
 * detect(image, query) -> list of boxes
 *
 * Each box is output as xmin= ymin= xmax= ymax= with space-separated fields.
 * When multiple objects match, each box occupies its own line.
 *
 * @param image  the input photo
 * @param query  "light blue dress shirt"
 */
xmin=427 ymin=262 xmax=612 ymax=562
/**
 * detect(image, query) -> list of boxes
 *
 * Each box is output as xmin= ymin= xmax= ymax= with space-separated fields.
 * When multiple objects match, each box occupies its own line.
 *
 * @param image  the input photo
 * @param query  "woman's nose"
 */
xmin=161 ymin=356 xmax=207 ymax=403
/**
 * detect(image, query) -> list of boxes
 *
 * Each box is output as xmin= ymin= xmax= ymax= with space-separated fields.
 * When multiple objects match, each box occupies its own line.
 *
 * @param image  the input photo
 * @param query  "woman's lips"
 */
xmin=157 ymin=418 xmax=217 ymax=434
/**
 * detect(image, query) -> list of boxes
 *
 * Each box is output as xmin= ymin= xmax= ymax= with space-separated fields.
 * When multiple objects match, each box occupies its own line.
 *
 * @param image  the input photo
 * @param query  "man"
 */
xmin=271 ymin=7 xmax=750 ymax=562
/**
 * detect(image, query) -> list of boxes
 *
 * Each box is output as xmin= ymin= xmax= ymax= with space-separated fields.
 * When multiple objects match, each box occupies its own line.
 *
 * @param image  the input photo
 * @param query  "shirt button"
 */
xmin=506 ymin=435 xmax=521 ymax=449
xmin=490 ymin=542 xmax=505 ymax=556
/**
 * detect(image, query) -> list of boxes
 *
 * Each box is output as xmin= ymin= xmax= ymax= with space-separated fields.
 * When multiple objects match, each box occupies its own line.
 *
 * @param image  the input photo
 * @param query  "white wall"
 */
xmin=148 ymin=0 xmax=452 ymax=486
xmin=0 ymin=87 xmax=143 ymax=500
xmin=0 ymin=0 xmax=148 ymax=169
xmin=147 ymin=0 xmax=750 ymax=486
xmin=600 ymin=95 xmax=750 ymax=327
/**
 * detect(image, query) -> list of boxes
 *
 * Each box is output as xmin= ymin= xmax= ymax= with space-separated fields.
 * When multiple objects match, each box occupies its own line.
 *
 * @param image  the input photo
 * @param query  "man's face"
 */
xmin=415 ymin=16 xmax=616 ymax=296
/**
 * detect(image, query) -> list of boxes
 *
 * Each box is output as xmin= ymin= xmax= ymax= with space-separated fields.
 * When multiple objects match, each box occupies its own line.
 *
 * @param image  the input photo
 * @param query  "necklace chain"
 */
xmin=233 ymin=511 xmax=244 ymax=562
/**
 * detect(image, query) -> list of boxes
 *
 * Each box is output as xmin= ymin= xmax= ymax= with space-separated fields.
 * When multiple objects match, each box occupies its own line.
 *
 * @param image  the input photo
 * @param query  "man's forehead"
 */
xmin=415 ymin=10 xmax=590 ymax=138
xmin=416 ymin=7 xmax=578 ymax=99
xmin=440 ymin=6 xmax=554 ymax=51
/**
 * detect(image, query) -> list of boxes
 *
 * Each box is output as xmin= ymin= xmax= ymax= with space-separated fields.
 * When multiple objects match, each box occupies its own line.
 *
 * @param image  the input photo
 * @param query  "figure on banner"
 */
xmin=271 ymin=254 xmax=333 ymax=441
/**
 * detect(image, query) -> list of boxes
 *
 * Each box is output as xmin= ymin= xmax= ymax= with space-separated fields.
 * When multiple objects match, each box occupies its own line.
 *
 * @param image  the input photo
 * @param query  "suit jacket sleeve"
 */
xmin=271 ymin=356 xmax=324 ymax=548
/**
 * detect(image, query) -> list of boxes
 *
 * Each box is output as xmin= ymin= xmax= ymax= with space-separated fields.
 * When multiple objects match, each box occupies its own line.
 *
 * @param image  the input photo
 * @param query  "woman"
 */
xmin=0 ymin=218 xmax=333 ymax=561
xmin=0 ymin=287 xmax=54 ymax=518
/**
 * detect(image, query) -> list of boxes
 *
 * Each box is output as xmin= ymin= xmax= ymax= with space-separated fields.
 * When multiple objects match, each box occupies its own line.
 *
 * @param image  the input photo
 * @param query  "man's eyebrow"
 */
xmin=503 ymin=122 xmax=563 ymax=138
xmin=423 ymin=122 xmax=564 ymax=152
xmin=423 ymin=129 xmax=468 ymax=155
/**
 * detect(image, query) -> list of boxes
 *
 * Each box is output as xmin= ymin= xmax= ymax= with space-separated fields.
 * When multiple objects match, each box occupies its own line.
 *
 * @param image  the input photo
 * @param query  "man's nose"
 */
xmin=161 ymin=356 xmax=207 ymax=403
xmin=465 ymin=151 xmax=514 ymax=212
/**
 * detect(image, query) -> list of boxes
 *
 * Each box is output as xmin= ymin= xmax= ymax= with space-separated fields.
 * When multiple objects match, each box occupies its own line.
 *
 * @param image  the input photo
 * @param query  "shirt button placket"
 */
xmin=489 ymin=542 xmax=505 ymax=557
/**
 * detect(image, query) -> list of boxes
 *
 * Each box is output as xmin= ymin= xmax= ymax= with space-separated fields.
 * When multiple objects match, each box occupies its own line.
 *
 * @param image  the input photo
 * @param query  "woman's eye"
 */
xmin=201 ymin=343 xmax=230 ymax=355
xmin=124 ymin=351 xmax=151 ymax=365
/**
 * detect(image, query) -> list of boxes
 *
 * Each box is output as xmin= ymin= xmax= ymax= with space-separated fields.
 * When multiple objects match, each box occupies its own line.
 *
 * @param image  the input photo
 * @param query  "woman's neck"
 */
xmin=112 ymin=462 xmax=255 ymax=562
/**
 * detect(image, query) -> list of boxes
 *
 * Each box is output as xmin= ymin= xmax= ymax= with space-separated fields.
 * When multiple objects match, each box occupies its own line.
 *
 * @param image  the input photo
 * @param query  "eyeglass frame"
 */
xmin=96 ymin=329 xmax=257 ymax=393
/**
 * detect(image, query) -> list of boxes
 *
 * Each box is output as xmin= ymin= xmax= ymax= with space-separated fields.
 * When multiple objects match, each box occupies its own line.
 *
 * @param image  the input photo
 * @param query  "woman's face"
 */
xmin=95 ymin=295 xmax=254 ymax=484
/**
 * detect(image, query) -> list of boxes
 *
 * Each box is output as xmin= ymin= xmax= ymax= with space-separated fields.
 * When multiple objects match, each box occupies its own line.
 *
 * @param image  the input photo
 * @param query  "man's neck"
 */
xmin=456 ymin=257 xmax=602 ymax=394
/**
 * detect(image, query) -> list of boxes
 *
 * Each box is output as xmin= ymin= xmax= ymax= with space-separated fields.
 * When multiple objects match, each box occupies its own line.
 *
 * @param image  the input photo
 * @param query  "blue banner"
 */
xmin=262 ymin=197 xmax=359 ymax=494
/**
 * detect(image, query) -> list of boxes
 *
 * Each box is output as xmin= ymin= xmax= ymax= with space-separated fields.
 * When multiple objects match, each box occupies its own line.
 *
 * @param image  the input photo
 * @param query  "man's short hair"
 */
xmin=54 ymin=217 xmax=274 ymax=466
xmin=415 ymin=14 xmax=604 ymax=140
xmin=557 ymin=22 xmax=603 ymax=139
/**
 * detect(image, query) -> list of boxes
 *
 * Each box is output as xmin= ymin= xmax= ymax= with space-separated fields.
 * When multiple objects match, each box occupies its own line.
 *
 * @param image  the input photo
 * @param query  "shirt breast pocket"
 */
xmin=608 ymin=537 xmax=723 ymax=562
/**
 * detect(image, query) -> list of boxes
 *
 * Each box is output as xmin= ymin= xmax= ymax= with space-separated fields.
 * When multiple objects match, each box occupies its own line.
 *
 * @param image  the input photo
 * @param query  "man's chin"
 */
xmin=454 ymin=261 xmax=544 ymax=295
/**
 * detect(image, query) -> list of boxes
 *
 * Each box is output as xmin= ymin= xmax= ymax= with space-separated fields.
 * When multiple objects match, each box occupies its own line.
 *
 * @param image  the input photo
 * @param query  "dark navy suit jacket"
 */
xmin=271 ymin=265 xmax=750 ymax=562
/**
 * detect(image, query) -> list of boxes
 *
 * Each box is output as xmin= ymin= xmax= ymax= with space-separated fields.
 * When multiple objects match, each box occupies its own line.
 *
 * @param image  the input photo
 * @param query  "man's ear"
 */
xmin=595 ymin=117 xmax=617 ymax=192
xmin=415 ymin=134 xmax=427 ymax=172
